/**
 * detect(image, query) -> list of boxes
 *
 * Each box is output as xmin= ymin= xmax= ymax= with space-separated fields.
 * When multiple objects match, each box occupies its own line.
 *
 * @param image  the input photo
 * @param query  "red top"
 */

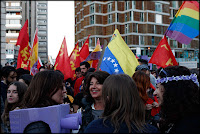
xmin=74 ymin=76 xmax=84 ymax=96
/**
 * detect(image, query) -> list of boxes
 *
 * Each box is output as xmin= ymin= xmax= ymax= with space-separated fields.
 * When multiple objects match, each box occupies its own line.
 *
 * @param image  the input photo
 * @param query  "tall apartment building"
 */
xmin=3 ymin=1 xmax=48 ymax=64
xmin=1 ymin=1 xmax=7 ymax=66
xmin=21 ymin=1 xmax=48 ymax=62
xmin=75 ymin=1 xmax=199 ymax=68
xmin=5 ymin=1 xmax=22 ymax=64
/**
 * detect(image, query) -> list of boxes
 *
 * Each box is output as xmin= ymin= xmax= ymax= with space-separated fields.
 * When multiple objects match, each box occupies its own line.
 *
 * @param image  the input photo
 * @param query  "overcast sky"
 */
xmin=48 ymin=1 xmax=75 ymax=59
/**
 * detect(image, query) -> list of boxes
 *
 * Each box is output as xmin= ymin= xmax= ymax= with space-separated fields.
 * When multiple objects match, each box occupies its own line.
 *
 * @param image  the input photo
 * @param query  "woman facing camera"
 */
xmin=1 ymin=81 xmax=27 ymax=133
xmin=79 ymin=71 xmax=110 ymax=133
xmin=84 ymin=74 xmax=159 ymax=133
xmin=154 ymin=66 xmax=200 ymax=133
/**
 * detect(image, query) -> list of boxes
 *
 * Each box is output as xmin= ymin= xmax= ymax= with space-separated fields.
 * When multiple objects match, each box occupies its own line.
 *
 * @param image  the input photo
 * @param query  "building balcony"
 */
xmin=6 ymin=33 xmax=19 ymax=38
xmin=6 ymin=24 xmax=21 ymax=30
xmin=6 ymin=14 xmax=22 ymax=19
xmin=6 ymin=6 xmax=22 ymax=12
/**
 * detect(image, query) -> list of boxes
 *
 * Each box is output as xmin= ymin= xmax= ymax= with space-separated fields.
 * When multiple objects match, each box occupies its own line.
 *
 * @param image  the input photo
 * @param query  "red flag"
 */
xmin=54 ymin=37 xmax=73 ymax=80
xmin=149 ymin=36 xmax=178 ymax=68
xmin=37 ymin=57 xmax=43 ymax=70
xmin=16 ymin=19 xmax=30 ymax=68
xmin=69 ymin=41 xmax=81 ymax=80
xmin=80 ymin=35 xmax=90 ymax=62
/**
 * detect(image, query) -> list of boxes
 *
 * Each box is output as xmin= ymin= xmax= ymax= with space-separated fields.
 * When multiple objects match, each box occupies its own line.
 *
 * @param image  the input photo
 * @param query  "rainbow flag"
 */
xmin=165 ymin=1 xmax=199 ymax=44
xmin=100 ymin=29 xmax=139 ymax=77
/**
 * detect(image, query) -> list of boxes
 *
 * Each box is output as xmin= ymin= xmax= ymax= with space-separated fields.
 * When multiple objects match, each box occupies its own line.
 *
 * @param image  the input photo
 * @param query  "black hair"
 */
xmin=138 ymin=59 xmax=148 ymax=65
xmin=39 ymin=66 xmax=45 ymax=71
xmin=16 ymin=68 xmax=30 ymax=81
xmin=1 ymin=66 xmax=16 ymax=78
xmin=19 ymin=74 xmax=33 ymax=86
xmin=75 ymin=67 xmax=81 ymax=72
xmin=80 ymin=61 xmax=90 ymax=69
xmin=157 ymin=66 xmax=199 ymax=133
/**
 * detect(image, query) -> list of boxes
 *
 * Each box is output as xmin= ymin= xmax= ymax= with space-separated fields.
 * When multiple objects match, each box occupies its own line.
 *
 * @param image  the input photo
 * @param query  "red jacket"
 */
xmin=74 ymin=76 xmax=84 ymax=96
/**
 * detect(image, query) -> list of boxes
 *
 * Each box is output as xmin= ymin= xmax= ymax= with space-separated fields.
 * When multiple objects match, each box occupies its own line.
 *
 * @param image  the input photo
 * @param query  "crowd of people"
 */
xmin=0 ymin=59 xmax=199 ymax=133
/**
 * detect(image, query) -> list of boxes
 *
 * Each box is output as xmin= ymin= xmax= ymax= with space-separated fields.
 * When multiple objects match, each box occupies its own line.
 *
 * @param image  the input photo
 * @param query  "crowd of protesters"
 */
xmin=0 ymin=59 xmax=199 ymax=133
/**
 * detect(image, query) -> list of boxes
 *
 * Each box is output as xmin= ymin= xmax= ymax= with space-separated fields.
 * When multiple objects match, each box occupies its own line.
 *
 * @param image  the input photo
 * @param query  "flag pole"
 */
xmin=97 ymin=39 xmax=107 ymax=70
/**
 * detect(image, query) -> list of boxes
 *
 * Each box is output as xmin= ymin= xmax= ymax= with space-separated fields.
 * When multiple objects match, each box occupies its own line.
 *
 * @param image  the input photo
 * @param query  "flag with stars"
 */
xmin=100 ymin=29 xmax=139 ymax=77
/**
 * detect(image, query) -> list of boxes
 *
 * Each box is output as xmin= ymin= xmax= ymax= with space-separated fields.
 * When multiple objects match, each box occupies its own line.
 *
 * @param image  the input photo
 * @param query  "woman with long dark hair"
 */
xmin=154 ymin=66 xmax=200 ymax=133
xmin=79 ymin=71 xmax=110 ymax=133
xmin=18 ymin=70 xmax=65 ymax=133
xmin=84 ymin=74 xmax=158 ymax=133
xmin=1 ymin=81 xmax=27 ymax=133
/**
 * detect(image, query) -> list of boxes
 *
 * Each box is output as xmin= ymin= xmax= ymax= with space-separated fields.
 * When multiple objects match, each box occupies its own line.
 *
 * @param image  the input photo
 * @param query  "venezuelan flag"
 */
xmin=100 ymin=29 xmax=139 ymax=77
xmin=165 ymin=1 xmax=199 ymax=44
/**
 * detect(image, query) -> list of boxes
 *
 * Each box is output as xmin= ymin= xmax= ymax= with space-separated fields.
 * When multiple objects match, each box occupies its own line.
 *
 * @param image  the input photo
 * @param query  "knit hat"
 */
xmin=135 ymin=64 xmax=150 ymax=71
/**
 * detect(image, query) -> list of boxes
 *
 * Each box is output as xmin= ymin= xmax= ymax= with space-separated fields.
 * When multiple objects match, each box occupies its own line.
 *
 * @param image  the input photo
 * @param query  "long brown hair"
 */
xmin=102 ymin=74 xmax=146 ymax=133
xmin=132 ymin=71 xmax=150 ymax=103
xmin=19 ymin=70 xmax=64 ymax=108
xmin=1 ymin=81 xmax=27 ymax=124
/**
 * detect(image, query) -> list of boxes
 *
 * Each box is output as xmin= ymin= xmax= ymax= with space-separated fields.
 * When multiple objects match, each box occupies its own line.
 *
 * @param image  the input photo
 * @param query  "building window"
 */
xmin=140 ymin=36 xmax=144 ymax=45
xmin=140 ymin=12 xmax=144 ymax=22
xmin=152 ymin=36 xmax=155 ymax=45
xmin=11 ymin=2 xmax=20 ymax=6
xmin=99 ymin=4 xmax=101 ymax=13
xmin=79 ymin=23 xmax=81 ymax=30
xmin=172 ymin=1 xmax=178 ymax=8
xmin=170 ymin=9 xmax=176 ymax=17
xmin=90 ymin=4 xmax=94 ymax=13
xmin=116 ymin=13 xmax=119 ymax=22
xmin=108 ymin=14 xmax=112 ymax=24
xmin=125 ymin=24 xmax=129 ymax=34
xmin=6 ymin=2 xmax=9 ymax=6
xmin=108 ymin=3 xmax=112 ymax=12
xmin=89 ymin=38 xmax=92 ymax=47
xmin=130 ymin=11 xmax=133 ymax=21
xmin=86 ymin=1 xmax=92 ymax=4
xmin=135 ymin=23 xmax=138 ymax=33
xmin=9 ymin=20 xmax=20 ymax=24
xmin=125 ymin=13 xmax=127 ymax=22
xmin=173 ymin=40 xmax=177 ymax=48
xmin=142 ymin=1 xmax=144 ymax=10
xmin=154 ymin=25 xmax=156 ymax=34
xmin=155 ymin=14 xmax=162 ymax=24
xmin=38 ymin=9 xmax=47 ymax=12
xmin=161 ymin=26 xmax=163 ymax=34
xmin=90 ymin=15 xmax=94 ymax=24
xmin=125 ymin=36 xmax=128 ymax=44
xmin=6 ymin=49 xmax=14 ymax=54
xmin=38 ymin=25 xmax=46 ymax=29
xmin=132 ymin=1 xmax=136 ymax=9
xmin=155 ymin=2 xmax=162 ymax=12
xmin=125 ymin=1 xmax=129 ymax=10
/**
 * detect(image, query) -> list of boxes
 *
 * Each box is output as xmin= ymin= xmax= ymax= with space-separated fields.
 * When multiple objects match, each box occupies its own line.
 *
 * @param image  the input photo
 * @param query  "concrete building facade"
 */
xmin=75 ymin=1 xmax=199 ymax=68
xmin=3 ymin=1 xmax=48 ymax=65
xmin=21 ymin=1 xmax=48 ymax=62
xmin=1 ymin=1 xmax=7 ymax=66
